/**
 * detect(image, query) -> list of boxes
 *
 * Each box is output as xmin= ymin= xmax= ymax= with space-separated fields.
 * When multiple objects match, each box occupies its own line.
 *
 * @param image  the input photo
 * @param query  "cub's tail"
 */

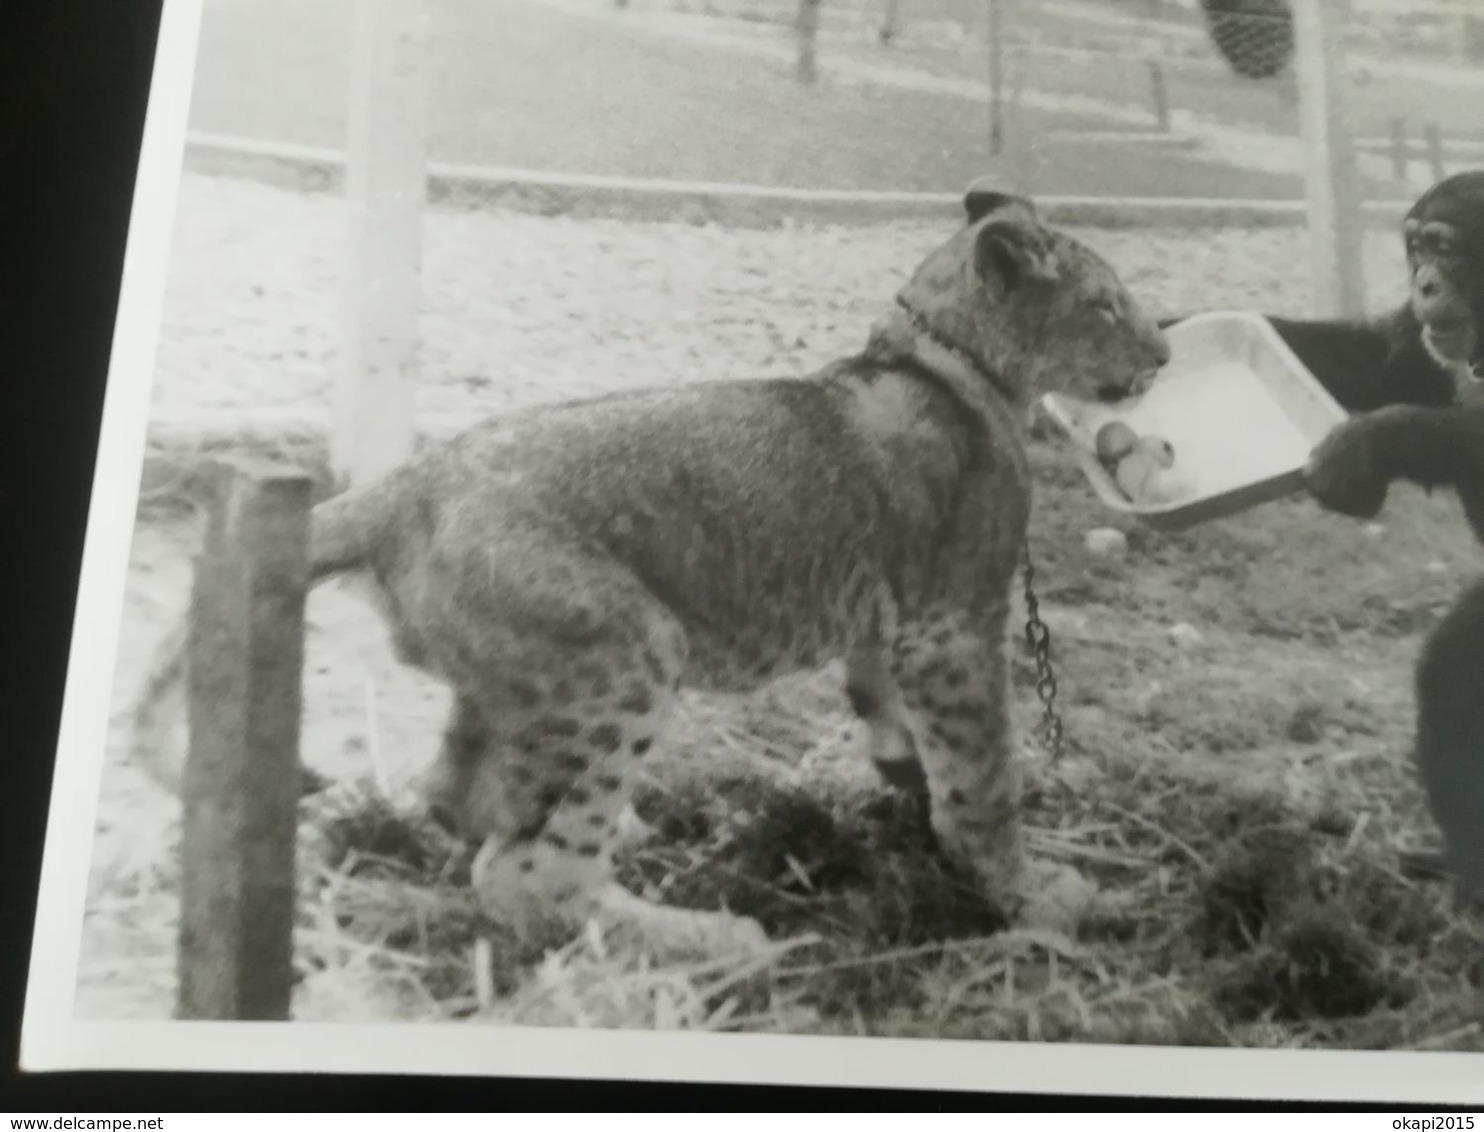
xmin=128 ymin=484 xmax=391 ymax=796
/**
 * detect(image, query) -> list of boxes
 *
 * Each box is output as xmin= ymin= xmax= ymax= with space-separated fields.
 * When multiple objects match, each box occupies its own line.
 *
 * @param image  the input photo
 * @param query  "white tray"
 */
xmin=1037 ymin=311 xmax=1349 ymax=532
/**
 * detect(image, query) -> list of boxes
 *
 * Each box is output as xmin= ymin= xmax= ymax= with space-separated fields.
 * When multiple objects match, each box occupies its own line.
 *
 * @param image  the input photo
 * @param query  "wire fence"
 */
xmin=611 ymin=0 xmax=1484 ymax=205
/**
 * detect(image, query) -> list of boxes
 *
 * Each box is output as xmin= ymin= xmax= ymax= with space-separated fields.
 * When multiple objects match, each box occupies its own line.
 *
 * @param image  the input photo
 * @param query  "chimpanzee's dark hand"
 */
xmin=1304 ymin=407 xmax=1421 ymax=519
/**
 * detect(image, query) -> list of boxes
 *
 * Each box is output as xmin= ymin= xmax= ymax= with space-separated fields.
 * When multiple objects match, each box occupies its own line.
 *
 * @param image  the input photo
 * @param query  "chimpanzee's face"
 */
xmin=1404 ymin=173 xmax=1484 ymax=367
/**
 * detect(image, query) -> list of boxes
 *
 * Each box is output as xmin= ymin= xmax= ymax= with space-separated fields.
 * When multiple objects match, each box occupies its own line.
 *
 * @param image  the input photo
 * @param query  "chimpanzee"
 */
xmin=1167 ymin=171 xmax=1484 ymax=906
xmin=1306 ymin=398 xmax=1484 ymax=908
xmin=1160 ymin=172 xmax=1484 ymax=414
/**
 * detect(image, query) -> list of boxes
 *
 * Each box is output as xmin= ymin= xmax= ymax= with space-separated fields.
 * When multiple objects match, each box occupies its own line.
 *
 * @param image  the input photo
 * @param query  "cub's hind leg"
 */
xmin=426 ymin=694 xmax=654 ymax=854
xmin=418 ymin=610 xmax=765 ymax=957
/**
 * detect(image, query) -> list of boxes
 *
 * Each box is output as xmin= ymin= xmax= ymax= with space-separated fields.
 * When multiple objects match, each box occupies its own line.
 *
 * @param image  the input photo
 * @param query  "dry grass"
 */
xmin=142 ymin=682 xmax=1477 ymax=1046
xmin=87 ymin=456 xmax=1484 ymax=1046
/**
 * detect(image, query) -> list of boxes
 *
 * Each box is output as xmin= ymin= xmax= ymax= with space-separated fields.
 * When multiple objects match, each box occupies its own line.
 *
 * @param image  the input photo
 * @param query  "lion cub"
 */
xmin=134 ymin=182 xmax=1168 ymax=954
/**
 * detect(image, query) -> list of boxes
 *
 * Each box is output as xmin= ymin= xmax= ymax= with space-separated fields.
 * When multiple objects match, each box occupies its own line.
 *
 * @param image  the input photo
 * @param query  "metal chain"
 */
xmin=1020 ymin=542 xmax=1065 ymax=763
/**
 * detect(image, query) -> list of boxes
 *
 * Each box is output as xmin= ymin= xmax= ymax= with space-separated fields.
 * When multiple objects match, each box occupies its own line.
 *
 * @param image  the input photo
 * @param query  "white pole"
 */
xmin=1292 ymin=0 xmax=1366 ymax=320
xmin=987 ymin=0 xmax=1004 ymax=155
xmin=335 ymin=0 xmax=430 ymax=489
xmin=1005 ymin=30 xmax=1032 ymax=193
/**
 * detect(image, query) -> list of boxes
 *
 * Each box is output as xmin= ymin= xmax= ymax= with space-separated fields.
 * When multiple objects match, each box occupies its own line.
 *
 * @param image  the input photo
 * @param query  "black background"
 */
xmin=0 ymin=0 xmax=1467 ymax=1111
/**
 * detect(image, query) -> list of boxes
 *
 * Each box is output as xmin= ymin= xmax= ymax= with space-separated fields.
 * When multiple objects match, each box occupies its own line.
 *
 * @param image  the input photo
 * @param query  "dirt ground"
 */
xmin=75 ymin=171 xmax=1484 ymax=1048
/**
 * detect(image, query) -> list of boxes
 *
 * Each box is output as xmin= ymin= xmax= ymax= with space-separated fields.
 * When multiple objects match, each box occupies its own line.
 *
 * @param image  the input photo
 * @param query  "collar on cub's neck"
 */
xmin=871 ymin=295 xmax=1022 ymax=416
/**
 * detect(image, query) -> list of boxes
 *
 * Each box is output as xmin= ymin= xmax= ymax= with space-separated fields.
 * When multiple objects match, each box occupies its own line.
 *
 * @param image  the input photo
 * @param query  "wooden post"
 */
xmin=1146 ymin=59 xmax=1170 ymax=133
xmin=1004 ymin=38 xmax=1032 ymax=193
xmin=177 ymin=459 xmax=313 ymax=1022
xmin=796 ymin=0 xmax=821 ymax=84
xmin=1141 ymin=0 xmax=1169 ymax=133
xmin=1424 ymin=122 xmax=1446 ymax=182
xmin=1292 ymin=0 xmax=1365 ymax=320
xmin=879 ymin=0 xmax=901 ymax=45
xmin=987 ymin=0 xmax=1004 ymax=155
xmin=1388 ymin=116 xmax=1408 ymax=184
xmin=335 ymin=0 xmax=430 ymax=490
xmin=1467 ymin=14 xmax=1484 ymax=64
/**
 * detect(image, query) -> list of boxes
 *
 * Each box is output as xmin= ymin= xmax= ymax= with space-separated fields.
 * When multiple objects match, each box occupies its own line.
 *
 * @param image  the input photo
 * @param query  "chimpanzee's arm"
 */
xmin=1306 ymin=400 xmax=1484 ymax=536
xmin=1265 ymin=317 xmax=1410 ymax=412
xmin=1372 ymin=403 xmax=1484 ymax=540
xmin=1372 ymin=403 xmax=1484 ymax=485
xmin=1158 ymin=310 xmax=1455 ymax=413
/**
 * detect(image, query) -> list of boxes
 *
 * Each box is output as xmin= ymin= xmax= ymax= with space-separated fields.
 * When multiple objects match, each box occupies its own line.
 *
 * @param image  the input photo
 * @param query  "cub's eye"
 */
xmin=1091 ymin=296 xmax=1119 ymax=323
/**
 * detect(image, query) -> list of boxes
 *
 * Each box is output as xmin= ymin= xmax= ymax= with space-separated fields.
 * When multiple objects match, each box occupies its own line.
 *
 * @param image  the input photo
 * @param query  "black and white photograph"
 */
xmin=18 ymin=0 xmax=1484 ymax=1102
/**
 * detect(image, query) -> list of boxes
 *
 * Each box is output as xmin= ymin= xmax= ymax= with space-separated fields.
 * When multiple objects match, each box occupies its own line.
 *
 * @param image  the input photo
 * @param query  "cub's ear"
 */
xmin=973 ymin=218 xmax=1054 ymax=297
xmin=963 ymin=178 xmax=1038 ymax=225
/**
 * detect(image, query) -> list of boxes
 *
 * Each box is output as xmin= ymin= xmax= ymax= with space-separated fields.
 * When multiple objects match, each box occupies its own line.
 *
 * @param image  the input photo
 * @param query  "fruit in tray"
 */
xmin=1092 ymin=420 xmax=1194 ymax=506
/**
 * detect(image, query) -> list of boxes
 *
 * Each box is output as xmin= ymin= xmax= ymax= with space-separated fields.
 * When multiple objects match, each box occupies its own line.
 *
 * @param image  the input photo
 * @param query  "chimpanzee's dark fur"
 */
xmin=1174 ymin=172 xmax=1484 ymax=905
